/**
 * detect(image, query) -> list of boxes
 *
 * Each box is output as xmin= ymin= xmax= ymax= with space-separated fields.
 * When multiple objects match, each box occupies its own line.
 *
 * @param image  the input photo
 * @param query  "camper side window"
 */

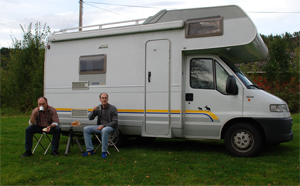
xmin=185 ymin=16 xmax=223 ymax=38
xmin=190 ymin=58 xmax=214 ymax=89
xmin=79 ymin=55 xmax=106 ymax=74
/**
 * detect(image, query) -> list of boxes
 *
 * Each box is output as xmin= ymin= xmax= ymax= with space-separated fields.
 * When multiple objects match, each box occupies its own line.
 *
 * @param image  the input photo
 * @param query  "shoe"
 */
xmin=101 ymin=152 xmax=108 ymax=158
xmin=82 ymin=150 xmax=95 ymax=156
xmin=20 ymin=150 xmax=32 ymax=158
xmin=51 ymin=150 xmax=60 ymax=156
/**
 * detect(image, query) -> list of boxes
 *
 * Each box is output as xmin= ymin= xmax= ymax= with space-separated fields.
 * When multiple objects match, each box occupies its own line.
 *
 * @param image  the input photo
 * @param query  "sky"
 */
xmin=0 ymin=0 xmax=299 ymax=48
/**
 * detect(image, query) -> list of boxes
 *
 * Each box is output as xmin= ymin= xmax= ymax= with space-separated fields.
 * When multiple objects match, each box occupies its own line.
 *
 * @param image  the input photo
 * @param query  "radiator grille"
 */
xmin=72 ymin=81 xmax=89 ymax=90
xmin=71 ymin=109 xmax=88 ymax=117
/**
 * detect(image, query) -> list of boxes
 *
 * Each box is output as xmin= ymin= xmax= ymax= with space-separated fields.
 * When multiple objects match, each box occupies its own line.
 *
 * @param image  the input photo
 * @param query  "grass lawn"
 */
xmin=1 ymin=114 xmax=299 ymax=185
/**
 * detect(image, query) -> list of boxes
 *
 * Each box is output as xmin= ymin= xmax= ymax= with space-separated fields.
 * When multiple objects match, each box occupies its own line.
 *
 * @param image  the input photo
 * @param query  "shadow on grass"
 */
xmin=111 ymin=137 xmax=228 ymax=155
xmin=261 ymin=140 xmax=299 ymax=157
xmin=66 ymin=136 xmax=227 ymax=154
xmin=62 ymin=134 xmax=296 ymax=157
xmin=123 ymin=137 xmax=296 ymax=156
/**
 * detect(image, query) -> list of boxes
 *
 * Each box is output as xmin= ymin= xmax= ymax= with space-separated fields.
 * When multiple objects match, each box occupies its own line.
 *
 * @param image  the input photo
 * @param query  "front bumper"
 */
xmin=254 ymin=117 xmax=293 ymax=144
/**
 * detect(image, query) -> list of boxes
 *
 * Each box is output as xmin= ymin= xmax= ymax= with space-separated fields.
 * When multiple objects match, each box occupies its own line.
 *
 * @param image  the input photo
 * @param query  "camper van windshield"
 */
xmin=221 ymin=57 xmax=257 ymax=89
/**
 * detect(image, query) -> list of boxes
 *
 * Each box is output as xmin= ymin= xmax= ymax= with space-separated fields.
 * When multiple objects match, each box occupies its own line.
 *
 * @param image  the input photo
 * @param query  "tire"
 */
xmin=224 ymin=123 xmax=262 ymax=157
xmin=108 ymin=130 xmax=125 ymax=147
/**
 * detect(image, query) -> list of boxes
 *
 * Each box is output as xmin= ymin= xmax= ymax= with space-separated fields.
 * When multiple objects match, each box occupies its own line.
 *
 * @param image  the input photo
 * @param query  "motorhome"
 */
xmin=44 ymin=5 xmax=293 ymax=157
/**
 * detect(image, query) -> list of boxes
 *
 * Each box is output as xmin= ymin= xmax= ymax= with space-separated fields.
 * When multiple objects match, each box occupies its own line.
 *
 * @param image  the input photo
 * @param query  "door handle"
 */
xmin=148 ymin=71 xmax=151 ymax=82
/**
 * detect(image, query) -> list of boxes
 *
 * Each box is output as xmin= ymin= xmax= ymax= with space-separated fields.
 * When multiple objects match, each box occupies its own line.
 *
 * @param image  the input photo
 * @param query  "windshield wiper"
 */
xmin=247 ymin=84 xmax=263 ymax=90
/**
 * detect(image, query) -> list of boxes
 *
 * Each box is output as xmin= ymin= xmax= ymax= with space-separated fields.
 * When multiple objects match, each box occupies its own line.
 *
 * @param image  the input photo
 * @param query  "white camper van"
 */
xmin=44 ymin=5 xmax=293 ymax=157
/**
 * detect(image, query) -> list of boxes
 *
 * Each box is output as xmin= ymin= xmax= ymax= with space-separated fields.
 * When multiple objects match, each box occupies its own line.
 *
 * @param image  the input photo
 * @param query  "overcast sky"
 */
xmin=0 ymin=0 xmax=299 ymax=48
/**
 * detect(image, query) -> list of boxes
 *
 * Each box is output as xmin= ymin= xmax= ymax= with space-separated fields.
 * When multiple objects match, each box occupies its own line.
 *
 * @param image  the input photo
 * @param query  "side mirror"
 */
xmin=226 ymin=75 xmax=238 ymax=95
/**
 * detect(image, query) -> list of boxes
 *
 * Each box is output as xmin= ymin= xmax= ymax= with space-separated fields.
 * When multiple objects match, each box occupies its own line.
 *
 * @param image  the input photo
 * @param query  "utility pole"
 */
xmin=79 ymin=0 xmax=83 ymax=31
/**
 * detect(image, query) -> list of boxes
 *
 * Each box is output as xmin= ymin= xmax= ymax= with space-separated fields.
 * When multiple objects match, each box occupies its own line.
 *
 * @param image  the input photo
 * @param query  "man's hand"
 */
xmin=33 ymin=107 xmax=39 ymax=114
xmin=44 ymin=124 xmax=55 ymax=132
xmin=43 ymin=126 xmax=51 ymax=132
xmin=93 ymin=106 xmax=98 ymax=111
xmin=30 ymin=107 xmax=39 ymax=125
xmin=46 ymin=126 xmax=51 ymax=132
xmin=97 ymin=125 xmax=105 ymax=130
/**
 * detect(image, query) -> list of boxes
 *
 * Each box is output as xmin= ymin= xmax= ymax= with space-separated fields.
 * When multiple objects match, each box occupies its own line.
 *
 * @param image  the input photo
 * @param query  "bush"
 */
xmin=252 ymin=76 xmax=299 ymax=113
xmin=238 ymin=35 xmax=299 ymax=113
xmin=0 ymin=107 xmax=31 ymax=116
xmin=0 ymin=22 xmax=50 ymax=112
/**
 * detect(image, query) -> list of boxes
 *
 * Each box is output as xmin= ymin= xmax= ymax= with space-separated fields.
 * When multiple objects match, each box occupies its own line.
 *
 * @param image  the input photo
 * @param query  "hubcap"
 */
xmin=232 ymin=130 xmax=253 ymax=152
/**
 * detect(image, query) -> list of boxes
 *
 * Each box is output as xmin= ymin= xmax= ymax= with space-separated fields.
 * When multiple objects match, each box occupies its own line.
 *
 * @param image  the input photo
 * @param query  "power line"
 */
xmin=85 ymin=2 xmax=299 ymax=13
xmin=82 ymin=1 xmax=300 ymax=23
xmin=83 ymin=1 xmax=132 ymax=18
xmin=84 ymin=1 xmax=160 ymax=9
xmin=84 ymin=1 xmax=300 ymax=14
xmin=248 ymin=11 xmax=300 ymax=13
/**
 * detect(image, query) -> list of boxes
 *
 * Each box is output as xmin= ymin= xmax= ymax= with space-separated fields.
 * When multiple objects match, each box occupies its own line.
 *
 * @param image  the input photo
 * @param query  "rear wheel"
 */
xmin=225 ymin=123 xmax=262 ymax=157
xmin=109 ymin=130 xmax=125 ymax=147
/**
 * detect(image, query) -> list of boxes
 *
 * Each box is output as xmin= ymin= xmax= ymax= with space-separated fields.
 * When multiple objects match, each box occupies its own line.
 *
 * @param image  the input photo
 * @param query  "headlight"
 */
xmin=270 ymin=104 xmax=289 ymax=112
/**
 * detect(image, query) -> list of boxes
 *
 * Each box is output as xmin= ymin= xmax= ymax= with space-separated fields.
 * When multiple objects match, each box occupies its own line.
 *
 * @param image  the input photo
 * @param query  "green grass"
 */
xmin=1 ymin=114 xmax=299 ymax=185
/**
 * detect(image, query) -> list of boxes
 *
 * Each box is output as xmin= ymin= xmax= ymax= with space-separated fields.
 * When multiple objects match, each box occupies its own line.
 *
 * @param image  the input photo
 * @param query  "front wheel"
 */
xmin=224 ymin=123 xmax=263 ymax=157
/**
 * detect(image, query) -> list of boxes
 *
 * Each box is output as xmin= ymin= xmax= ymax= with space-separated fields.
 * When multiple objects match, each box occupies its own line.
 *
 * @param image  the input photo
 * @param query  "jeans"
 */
xmin=25 ymin=125 xmax=61 ymax=151
xmin=83 ymin=125 xmax=114 ymax=152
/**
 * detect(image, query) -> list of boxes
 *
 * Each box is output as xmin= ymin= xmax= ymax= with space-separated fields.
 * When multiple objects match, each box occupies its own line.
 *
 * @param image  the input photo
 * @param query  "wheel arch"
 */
xmin=221 ymin=117 xmax=266 ymax=144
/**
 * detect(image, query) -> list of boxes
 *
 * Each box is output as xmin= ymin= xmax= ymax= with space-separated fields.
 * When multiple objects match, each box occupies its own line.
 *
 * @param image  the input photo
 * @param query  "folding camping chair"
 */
xmin=94 ymin=132 xmax=119 ymax=154
xmin=32 ymin=132 xmax=52 ymax=155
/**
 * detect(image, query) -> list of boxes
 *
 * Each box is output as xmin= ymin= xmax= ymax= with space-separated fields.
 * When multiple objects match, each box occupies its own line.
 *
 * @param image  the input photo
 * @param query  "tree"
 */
xmin=0 ymin=47 xmax=10 ymax=70
xmin=262 ymin=35 xmax=299 ymax=113
xmin=264 ymin=37 xmax=291 ymax=84
xmin=1 ymin=22 xmax=50 ymax=111
xmin=238 ymin=32 xmax=299 ymax=113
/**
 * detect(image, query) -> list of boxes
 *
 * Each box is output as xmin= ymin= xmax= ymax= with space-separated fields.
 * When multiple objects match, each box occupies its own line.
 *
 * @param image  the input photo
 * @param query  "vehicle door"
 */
xmin=184 ymin=56 xmax=243 ymax=139
xmin=144 ymin=39 xmax=170 ymax=136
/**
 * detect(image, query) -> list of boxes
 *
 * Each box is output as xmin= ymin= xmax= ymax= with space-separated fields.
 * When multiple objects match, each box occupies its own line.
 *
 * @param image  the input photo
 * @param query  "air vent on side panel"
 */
xmin=71 ymin=109 xmax=88 ymax=117
xmin=72 ymin=81 xmax=89 ymax=90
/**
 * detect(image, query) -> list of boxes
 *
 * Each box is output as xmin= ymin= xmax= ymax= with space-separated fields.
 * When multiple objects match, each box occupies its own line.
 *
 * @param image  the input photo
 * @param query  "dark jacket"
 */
xmin=88 ymin=104 xmax=119 ymax=137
